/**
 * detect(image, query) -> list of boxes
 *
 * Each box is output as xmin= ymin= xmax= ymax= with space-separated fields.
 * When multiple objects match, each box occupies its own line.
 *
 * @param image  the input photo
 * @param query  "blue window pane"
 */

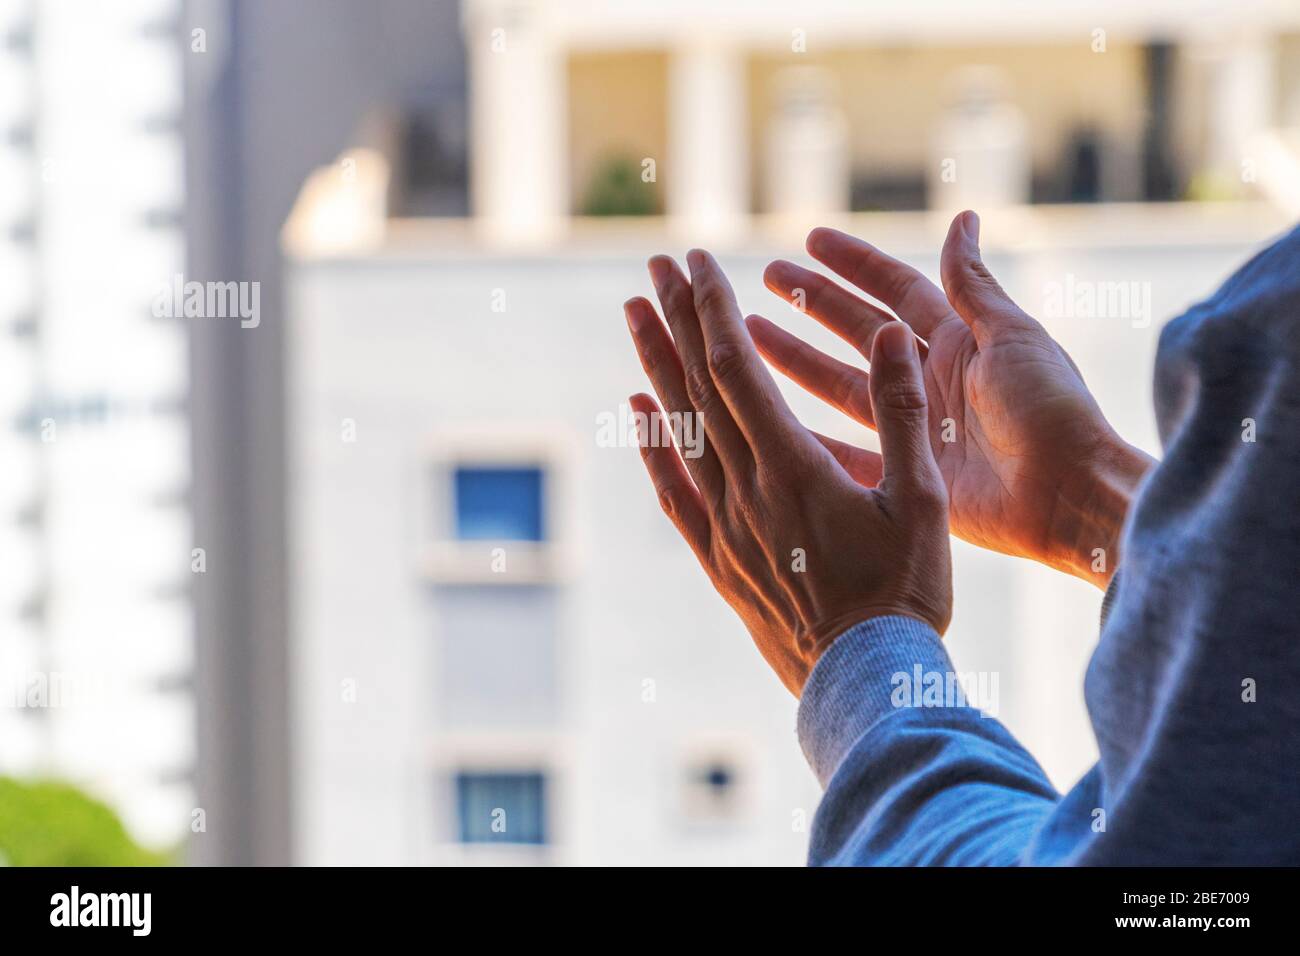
xmin=453 ymin=467 xmax=544 ymax=541
xmin=456 ymin=772 xmax=547 ymax=844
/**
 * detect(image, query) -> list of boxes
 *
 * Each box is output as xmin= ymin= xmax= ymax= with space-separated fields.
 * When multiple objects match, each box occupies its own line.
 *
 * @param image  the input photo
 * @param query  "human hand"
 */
xmin=624 ymin=249 xmax=952 ymax=696
xmin=754 ymin=212 xmax=1153 ymax=589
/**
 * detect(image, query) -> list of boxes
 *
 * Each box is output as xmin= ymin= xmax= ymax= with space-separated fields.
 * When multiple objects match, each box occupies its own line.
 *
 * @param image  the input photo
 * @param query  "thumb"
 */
xmin=939 ymin=210 xmax=1038 ymax=346
xmin=869 ymin=321 xmax=945 ymax=501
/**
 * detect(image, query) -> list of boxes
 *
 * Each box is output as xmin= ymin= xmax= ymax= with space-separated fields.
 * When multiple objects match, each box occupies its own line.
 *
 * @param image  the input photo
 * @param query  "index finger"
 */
xmin=805 ymin=227 xmax=955 ymax=338
xmin=684 ymin=248 xmax=807 ymax=454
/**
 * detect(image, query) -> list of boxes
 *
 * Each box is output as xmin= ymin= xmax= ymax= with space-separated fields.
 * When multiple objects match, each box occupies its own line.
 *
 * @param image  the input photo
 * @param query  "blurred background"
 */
xmin=0 ymin=0 xmax=1298 ymax=865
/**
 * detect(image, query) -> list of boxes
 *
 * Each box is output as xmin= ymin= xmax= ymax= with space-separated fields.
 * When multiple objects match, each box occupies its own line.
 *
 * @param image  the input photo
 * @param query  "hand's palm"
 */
xmin=755 ymin=216 xmax=1122 ymax=568
xmin=922 ymin=318 xmax=1111 ymax=561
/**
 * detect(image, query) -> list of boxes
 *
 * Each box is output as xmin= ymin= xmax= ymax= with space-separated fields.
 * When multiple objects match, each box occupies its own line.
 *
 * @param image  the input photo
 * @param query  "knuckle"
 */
xmin=915 ymin=480 xmax=948 ymax=514
xmin=944 ymin=259 xmax=971 ymax=293
xmin=696 ymin=281 xmax=733 ymax=315
xmin=832 ymin=372 xmax=870 ymax=414
xmin=849 ymin=257 xmax=879 ymax=293
xmin=886 ymin=272 xmax=918 ymax=302
xmin=663 ymin=284 xmax=693 ymax=320
xmin=656 ymin=486 xmax=677 ymax=519
xmin=804 ymin=277 xmax=831 ymax=314
xmin=952 ymin=255 xmax=1005 ymax=303
xmin=964 ymin=254 xmax=997 ymax=284
xmin=706 ymin=341 xmax=745 ymax=388
xmin=875 ymin=378 xmax=928 ymax=413
xmin=684 ymin=365 xmax=717 ymax=411
xmin=877 ymin=266 xmax=924 ymax=305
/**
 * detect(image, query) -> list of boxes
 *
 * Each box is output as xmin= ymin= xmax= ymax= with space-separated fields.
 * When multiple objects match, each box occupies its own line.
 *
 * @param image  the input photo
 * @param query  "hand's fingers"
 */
xmin=939 ymin=211 xmax=1041 ymax=348
xmin=684 ymin=248 xmax=811 ymax=456
xmin=806 ymin=227 xmax=954 ymax=338
xmin=811 ymin=430 xmax=883 ymax=488
xmin=647 ymin=256 xmax=753 ymax=477
xmin=628 ymin=393 xmax=711 ymax=560
xmin=763 ymin=259 xmax=896 ymax=358
xmin=745 ymin=314 xmax=876 ymax=428
xmin=624 ymin=297 xmax=725 ymax=505
xmin=868 ymin=322 xmax=947 ymax=502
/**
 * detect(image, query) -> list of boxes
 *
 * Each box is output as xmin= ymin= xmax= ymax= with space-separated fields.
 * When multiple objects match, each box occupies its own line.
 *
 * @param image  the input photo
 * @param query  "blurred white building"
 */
xmin=280 ymin=0 xmax=1300 ymax=863
xmin=0 ymin=0 xmax=192 ymax=847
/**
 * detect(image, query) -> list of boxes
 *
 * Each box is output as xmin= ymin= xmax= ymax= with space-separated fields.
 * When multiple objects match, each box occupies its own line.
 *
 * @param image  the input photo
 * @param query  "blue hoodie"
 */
xmin=796 ymin=225 xmax=1300 ymax=866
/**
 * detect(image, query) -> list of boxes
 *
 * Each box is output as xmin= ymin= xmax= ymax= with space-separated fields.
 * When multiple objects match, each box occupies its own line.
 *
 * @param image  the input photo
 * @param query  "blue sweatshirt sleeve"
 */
xmin=797 ymin=616 xmax=1059 ymax=866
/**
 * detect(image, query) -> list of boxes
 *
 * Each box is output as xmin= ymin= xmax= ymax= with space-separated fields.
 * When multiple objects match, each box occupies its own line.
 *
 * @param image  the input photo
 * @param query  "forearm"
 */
xmin=799 ymin=617 xmax=1059 ymax=865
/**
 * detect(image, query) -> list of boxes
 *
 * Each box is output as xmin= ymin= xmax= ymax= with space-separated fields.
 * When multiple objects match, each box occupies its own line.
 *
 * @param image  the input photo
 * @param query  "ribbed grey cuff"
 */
xmin=796 ymin=615 xmax=953 ymax=788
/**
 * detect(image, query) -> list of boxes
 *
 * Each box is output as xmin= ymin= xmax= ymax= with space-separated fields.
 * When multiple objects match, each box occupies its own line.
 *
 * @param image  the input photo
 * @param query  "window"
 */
xmin=455 ymin=771 xmax=547 ymax=845
xmin=453 ymin=466 xmax=544 ymax=542
xmin=422 ymin=449 xmax=562 ymax=583
xmin=688 ymin=760 xmax=737 ymax=807
xmin=697 ymin=762 xmax=734 ymax=793
xmin=681 ymin=753 xmax=746 ymax=823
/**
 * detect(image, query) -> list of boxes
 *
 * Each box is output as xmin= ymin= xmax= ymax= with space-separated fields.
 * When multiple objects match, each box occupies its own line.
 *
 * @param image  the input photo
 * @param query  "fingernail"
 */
xmin=647 ymin=256 xmax=670 ymax=288
xmin=964 ymin=210 xmax=980 ymax=243
xmin=686 ymin=248 xmax=706 ymax=272
xmin=882 ymin=322 xmax=914 ymax=361
xmin=764 ymin=260 xmax=791 ymax=288
xmin=624 ymin=299 xmax=645 ymax=331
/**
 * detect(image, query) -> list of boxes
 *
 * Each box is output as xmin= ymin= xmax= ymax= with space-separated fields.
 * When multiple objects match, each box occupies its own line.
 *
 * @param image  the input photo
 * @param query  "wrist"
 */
xmin=800 ymin=603 xmax=950 ymax=678
xmin=1055 ymin=436 xmax=1154 ymax=589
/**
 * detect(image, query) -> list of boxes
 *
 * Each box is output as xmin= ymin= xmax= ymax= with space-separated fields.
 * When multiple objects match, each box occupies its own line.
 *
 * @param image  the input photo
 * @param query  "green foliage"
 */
xmin=0 ymin=777 xmax=172 ymax=867
xmin=581 ymin=154 xmax=659 ymax=217
xmin=1185 ymin=169 xmax=1241 ymax=202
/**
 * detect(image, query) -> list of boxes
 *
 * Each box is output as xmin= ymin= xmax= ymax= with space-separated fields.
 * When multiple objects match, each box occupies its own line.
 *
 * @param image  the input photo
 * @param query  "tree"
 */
xmin=0 ymin=777 xmax=171 ymax=867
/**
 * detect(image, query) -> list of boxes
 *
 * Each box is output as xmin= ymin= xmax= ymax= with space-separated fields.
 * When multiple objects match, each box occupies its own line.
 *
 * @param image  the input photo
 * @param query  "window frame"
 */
xmin=420 ymin=425 xmax=575 ymax=584
xmin=427 ymin=734 xmax=573 ymax=864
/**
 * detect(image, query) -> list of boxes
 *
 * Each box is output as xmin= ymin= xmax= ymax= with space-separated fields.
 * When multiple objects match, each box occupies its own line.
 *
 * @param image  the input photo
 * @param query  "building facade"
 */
xmin=0 ymin=0 xmax=192 ymax=848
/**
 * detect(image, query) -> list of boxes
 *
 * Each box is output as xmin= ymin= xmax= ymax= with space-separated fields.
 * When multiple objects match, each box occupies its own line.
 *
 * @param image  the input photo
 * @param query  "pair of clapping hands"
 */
xmin=623 ymin=212 xmax=1153 ymax=695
